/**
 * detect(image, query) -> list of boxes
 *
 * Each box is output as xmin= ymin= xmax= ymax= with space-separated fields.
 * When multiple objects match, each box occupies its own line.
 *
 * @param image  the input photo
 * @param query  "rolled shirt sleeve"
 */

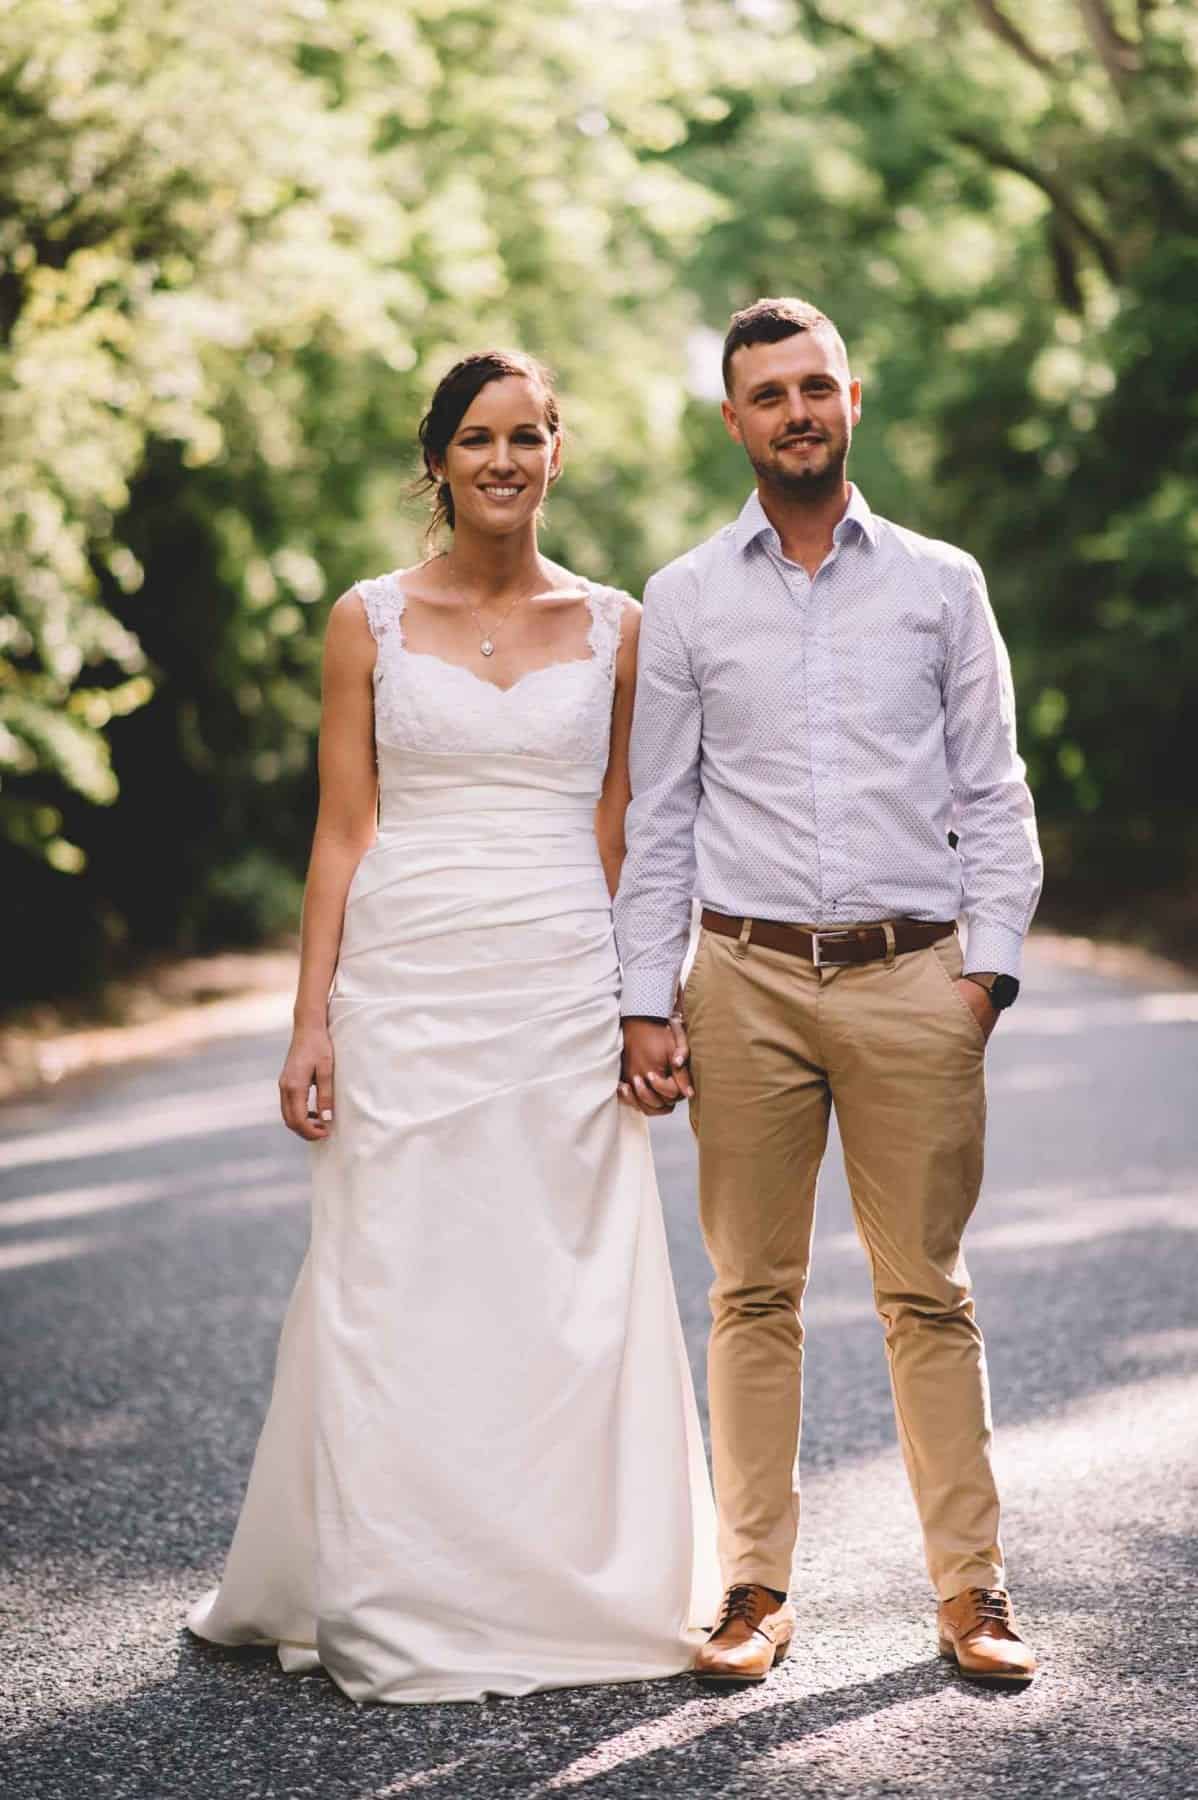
xmin=614 ymin=569 xmax=703 ymax=1018
xmin=944 ymin=557 xmax=1044 ymax=979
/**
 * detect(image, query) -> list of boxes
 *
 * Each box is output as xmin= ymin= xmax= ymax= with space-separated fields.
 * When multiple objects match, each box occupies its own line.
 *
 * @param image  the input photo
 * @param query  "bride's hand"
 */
xmin=279 ymin=1025 xmax=335 ymax=1141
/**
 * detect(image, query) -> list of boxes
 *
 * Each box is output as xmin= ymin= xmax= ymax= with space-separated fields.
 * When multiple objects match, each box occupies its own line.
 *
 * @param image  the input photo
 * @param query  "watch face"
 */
xmin=991 ymin=974 xmax=1020 ymax=1010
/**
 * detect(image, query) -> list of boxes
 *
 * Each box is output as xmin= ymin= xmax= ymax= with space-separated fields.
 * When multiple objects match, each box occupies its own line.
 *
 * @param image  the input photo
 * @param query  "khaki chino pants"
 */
xmin=683 ymin=923 xmax=1003 ymax=1601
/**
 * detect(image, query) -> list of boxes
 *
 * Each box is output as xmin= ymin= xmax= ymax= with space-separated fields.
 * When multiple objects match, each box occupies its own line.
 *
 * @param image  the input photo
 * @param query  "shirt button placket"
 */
xmin=784 ymin=562 xmax=821 ymax=921
xmin=806 ymin=551 xmax=846 ymax=925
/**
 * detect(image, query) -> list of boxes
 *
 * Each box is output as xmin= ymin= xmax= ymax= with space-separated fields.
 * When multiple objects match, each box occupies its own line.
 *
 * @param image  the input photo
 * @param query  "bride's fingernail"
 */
xmin=321 ymin=1110 xmax=333 ymax=1122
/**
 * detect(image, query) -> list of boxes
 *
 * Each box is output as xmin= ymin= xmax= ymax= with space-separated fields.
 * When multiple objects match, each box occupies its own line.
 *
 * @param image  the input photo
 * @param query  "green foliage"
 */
xmin=670 ymin=0 xmax=1198 ymax=925
xmin=2 ymin=0 xmax=1196 ymax=1001
xmin=197 ymin=850 xmax=307 ymax=950
xmin=0 ymin=0 xmax=727 ymax=988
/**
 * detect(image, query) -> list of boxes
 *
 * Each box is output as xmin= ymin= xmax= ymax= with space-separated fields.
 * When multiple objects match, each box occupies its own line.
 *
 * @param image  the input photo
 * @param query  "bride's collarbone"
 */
xmin=398 ymin=642 xmax=596 ymax=696
xmin=397 ymin=587 xmax=596 ymax=688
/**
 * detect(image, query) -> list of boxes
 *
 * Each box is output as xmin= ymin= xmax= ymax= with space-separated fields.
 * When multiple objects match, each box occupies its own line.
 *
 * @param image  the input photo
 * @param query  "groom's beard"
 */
xmin=751 ymin=436 xmax=848 ymax=503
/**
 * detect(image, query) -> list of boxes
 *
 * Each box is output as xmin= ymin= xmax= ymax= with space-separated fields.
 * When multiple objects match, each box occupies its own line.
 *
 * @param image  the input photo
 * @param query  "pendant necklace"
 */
xmin=467 ymin=589 xmax=526 ymax=658
xmin=444 ymin=554 xmax=537 ymax=658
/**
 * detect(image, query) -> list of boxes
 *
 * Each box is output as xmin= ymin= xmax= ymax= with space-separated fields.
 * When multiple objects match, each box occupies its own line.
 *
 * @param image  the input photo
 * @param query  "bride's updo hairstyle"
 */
xmin=416 ymin=350 xmax=561 ymax=540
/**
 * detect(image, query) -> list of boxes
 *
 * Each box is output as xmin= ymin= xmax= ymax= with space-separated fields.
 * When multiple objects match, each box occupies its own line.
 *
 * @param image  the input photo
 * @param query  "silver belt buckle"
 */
xmin=810 ymin=928 xmax=851 ymax=968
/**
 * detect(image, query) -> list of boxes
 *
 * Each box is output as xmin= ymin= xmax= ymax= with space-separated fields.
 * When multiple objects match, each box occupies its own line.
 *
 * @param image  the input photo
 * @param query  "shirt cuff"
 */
xmin=962 ymin=921 xmax=1027 ymax=981
xmin=619 ymin=968 xmax=682 ymax=1020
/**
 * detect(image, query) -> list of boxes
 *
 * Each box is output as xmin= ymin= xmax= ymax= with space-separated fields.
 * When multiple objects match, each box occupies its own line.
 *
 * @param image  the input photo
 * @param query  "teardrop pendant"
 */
xmin=480 ymin=639 xmax=495 ymax=657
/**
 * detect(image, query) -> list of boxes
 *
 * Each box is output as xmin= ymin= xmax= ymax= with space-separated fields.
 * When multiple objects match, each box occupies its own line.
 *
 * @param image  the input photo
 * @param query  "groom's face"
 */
xmin=722 ymin=329 xmax=861 ymax=499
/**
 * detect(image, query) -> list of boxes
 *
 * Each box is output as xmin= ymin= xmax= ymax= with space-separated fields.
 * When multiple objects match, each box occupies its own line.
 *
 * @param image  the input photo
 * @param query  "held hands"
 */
xmin=279 ymin=1024 xmax=335 ymax=1140
xmin=618 ymin=1002 xmax=693 ymax=1117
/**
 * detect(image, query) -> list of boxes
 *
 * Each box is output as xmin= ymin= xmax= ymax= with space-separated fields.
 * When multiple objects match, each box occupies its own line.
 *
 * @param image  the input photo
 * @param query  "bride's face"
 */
xmin=438 ymin=376 xmax=561 ymax=539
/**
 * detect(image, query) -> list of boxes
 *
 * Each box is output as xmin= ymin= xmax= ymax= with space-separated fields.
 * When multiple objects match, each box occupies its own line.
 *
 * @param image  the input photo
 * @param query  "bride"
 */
xmin=187 ymin=349 xmax=719 ymax=1703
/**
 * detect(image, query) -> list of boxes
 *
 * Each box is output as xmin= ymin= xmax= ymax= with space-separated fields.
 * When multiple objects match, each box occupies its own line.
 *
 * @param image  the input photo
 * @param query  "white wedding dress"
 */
xmin=188 ymin=573 xmax=719 ymax=1703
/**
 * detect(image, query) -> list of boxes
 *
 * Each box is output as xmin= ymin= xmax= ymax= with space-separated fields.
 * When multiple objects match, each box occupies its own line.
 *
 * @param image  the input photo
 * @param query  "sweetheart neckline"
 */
xmin=390 ymin=646 xmax=599 ymax=697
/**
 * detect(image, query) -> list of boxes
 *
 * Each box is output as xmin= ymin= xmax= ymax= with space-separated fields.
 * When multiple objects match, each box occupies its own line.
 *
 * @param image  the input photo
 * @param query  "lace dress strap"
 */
xmin=585 ymin=583 xmax=628 ymax=680
xmin=356 ymin=571 xmax=407 ymax=647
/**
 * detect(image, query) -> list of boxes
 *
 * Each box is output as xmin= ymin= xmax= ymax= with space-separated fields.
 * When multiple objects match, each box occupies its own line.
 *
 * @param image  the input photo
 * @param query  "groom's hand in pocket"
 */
xmin=956 ymin=978 xmax=999 ymax=1043
xmin=619 ymin=1018 xmax=693 ymax=1116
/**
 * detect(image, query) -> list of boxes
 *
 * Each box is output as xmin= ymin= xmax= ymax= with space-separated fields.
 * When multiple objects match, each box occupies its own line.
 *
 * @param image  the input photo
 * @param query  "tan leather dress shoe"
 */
xmin=938 ymin=1587 xmax=1037 ymax=1683
xmin=693 ymin=1583 xmax=796 ymax=1683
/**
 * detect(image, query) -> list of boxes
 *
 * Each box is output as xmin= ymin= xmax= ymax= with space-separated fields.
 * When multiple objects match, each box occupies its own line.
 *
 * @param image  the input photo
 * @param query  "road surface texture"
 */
xmin=2 ymin=939 xmax=1196 ymax=1799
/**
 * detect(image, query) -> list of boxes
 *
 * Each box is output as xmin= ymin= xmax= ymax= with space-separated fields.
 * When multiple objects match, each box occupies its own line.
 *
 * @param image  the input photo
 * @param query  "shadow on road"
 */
xmin=2 ymin=947 xmax=1197 ymax=1798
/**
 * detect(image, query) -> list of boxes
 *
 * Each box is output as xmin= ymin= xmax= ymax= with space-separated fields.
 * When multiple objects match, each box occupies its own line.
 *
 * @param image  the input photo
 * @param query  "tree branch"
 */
xmin=1077 ymin=0 xmax=1141 ymax=90
xmin=1047 ymin=217 xmax=1085 ymax=313
xmin=953 ymin=128 xmax=1122 ymax=284
xmin=971 ymin=1 xmax=1056 ymax=77
xmin=792 ymin=1 xmax=902 ymax=71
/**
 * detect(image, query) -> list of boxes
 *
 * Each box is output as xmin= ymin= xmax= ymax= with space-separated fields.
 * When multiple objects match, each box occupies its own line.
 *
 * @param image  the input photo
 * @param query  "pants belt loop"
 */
xmin=882 ymin=921 xmax=897 ymax=969
xmin=733 ymin=917 xmax=753 ymax=959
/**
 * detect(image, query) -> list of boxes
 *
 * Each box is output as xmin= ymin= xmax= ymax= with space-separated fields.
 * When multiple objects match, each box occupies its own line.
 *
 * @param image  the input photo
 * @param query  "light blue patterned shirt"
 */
xmin=614 ymin=486 xmax=1043 ymax=1019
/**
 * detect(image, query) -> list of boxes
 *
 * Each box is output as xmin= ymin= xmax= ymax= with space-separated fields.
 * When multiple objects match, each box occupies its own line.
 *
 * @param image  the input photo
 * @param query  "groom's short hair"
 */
xmin=722 ymin=297 xmax=848 ymax=395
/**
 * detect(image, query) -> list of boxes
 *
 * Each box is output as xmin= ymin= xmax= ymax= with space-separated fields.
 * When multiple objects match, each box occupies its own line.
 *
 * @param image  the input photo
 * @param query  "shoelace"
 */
xmin=714 ymin=1584 xmax=766 ymax=1635
xmin=967 ymin=1587 xmax=1015 ymax=1629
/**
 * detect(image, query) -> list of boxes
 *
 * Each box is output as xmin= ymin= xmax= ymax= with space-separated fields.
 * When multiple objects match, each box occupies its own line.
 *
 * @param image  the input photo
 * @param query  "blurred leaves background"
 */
xmin=2 ymin=0 xmax=1195 ymax=1006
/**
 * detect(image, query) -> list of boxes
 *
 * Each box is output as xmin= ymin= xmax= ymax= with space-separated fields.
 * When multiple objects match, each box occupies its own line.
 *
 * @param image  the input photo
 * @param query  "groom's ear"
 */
xmin=721 ymin=397 xmax=745 ymax=445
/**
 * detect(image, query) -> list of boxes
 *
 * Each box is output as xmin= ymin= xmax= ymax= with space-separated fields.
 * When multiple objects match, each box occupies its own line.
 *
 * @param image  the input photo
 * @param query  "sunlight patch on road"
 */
xmin=1118 ymin=1327 xmax=1198 ymax=1362
xmin=7 ymin=1405 xmax=146 ymax=1462
xmin=22 ymin=990 xmax=294 ymax=1088
xmin=0 ymin=1572 xmax=202 ymax=1724
xmin=369 ymin=1756 xmax=479 ymax=1795
xmin=541 ymin=1681 xmax=792 ymax=1790
xmin=211 ymin=1180 xmax=309 ymax=1217
xmin=966 ymin=1190 xmax=1195 ymax=1252
xmin=998 ymin=990 xmax=1198 ymax=1036
xmin=0 ymin=1232 xmax=105 ymax=1273
xmin=536 ymin=1368 xmax=1196 ymax=1793
xmin=0 ymin=1154 xmax=305 ymax=1275
xmin=0 ymin=1156 xmax=286 ymax=1230
xmin=989 ymin=1061 xmax=1081 ymax=1093
xmin=752 ymin=1679 xmax=1197 ymax=1782
xmin=820 ymin=1185 xmax=1195 ymax=1258
xmin=801 ymin=1296 xmax=877 ymax=1326
xmin=1136 ymin=992 xmax=1198 ymax=1024
xmin=758 ymin=1688 xmax=1024 ymax=1777
xmin=0 ymin=1084 xmax=281 ymax=1172
xmin=755 ymin=1670 xmax=1194 ymax=1785
xmin=0 ymin=1176 xmax=162 ymax=1229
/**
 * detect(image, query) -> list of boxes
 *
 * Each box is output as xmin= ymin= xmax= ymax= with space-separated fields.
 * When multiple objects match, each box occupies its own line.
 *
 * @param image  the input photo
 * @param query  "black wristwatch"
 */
xmin=964 ymin=971 xmax=1020 ymax=1011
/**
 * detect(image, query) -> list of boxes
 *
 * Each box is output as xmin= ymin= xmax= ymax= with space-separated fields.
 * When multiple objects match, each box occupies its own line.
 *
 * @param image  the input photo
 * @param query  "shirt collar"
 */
xmin=732 ymin=482 xmax=878 ymax=554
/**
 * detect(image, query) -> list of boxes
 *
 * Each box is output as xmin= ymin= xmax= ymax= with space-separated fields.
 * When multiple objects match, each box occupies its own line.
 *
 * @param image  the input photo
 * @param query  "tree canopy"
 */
xmin=2 ymin=0 xmax=1195 ymax=1001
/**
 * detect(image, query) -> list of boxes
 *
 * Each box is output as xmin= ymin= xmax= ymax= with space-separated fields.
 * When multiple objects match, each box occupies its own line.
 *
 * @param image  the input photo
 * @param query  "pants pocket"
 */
xmin=926 ymin=937 xmax=987 ymax=1050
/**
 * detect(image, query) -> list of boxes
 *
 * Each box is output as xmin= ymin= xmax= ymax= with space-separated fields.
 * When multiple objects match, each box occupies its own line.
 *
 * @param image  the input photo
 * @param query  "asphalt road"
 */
xmin=2 ymin=939 xmax=1197 ymax=1800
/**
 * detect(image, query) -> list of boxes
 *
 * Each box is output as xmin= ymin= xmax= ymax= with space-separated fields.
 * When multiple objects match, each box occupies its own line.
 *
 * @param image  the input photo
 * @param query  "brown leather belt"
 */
xmin=700 ymin=908 xmax=956 ymax=967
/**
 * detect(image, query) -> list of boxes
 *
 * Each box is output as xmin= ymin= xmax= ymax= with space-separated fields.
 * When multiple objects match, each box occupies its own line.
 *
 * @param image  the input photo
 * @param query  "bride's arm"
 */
xmin=279 ymin=591 xmax=378 ymax=1141
xmin=595 ymin=598 xmax=641 ymax=901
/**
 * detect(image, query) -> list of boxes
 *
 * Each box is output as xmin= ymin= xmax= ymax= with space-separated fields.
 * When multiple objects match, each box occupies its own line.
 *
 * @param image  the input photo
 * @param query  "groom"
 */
xmin=615 ymin=298 xmax=1043 ymax=1685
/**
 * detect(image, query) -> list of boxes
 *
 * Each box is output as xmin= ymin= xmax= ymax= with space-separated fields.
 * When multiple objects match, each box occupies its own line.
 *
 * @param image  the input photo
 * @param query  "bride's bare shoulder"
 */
xmin=327 ymin=585 xmax=376 ymax=639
